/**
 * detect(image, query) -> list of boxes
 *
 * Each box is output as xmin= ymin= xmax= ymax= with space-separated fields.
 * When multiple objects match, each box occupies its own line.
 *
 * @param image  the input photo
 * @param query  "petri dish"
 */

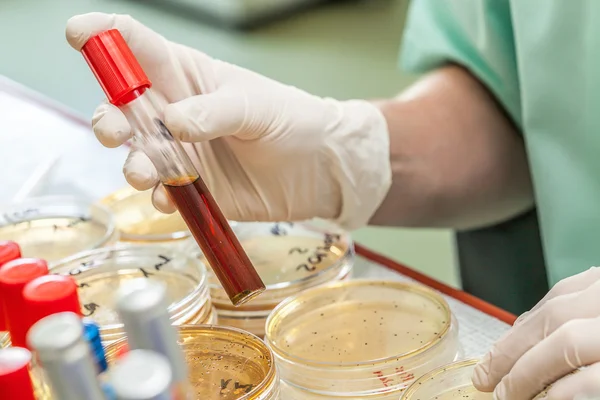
xmin=100 ymin=186 xmax=190 ymax=244
xmin=0 ymin=196 xmax=118 ymax=265
xmin=0 ymin=332 xmax=9 ymax=349
xmin=105 ymin=325 xmax=280 ymax=400
xmin=400 ymin=359 xmax=549 ymax=400
xmin=193 ymin=221 xmax=354 ymax=337
xmin=50 ymin=245 xmax=212 ymax=344
xmin=265 ymin=280 xmax=460 ymax=399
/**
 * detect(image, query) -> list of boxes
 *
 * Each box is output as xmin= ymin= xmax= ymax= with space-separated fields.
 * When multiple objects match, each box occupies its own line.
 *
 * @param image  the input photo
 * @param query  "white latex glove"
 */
xmin=65 ymin=13 xmax=391 ymax=230
xmin=472 ymin=267 xmax=600 ymax=400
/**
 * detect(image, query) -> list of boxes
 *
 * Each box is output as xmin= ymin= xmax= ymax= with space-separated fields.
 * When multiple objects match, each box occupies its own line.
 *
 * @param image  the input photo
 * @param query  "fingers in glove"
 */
xmin=164 ymin=92 xmax=249 ymax=143
xmin=515 ymin=267 xmax=600 ymax=326
xmin=473 ymin=279 xmax=600 ymax=391
xmin=92 ymin=103 xmax=132 ymax=148
xmin=123 ymin=150 xmax=159 ymax=191
xmin=151 ymin=184 xmax=177 ymax=214
xmin=493 ymin=317 xmax=600 ymax=400
xmin=544 ymin=363 xmax=600 ymax=400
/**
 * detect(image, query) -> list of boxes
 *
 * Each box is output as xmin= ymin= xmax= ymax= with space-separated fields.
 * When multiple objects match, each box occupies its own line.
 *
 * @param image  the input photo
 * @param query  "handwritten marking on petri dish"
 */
xmin=139 ymin=268 xmax=154 ymax=278
xmin=154 ymin=255 xmax=172 ymax=271
xmin=294 ymin=233 xmax=342 ymax=272
xmin=219 ymin=378 xmax=254 ymax=394
xmin=270 ymin=222 xmax=294 ymax=236
xmin=83 ymin=302 xmax=100 ymax=316
xmin=5 ymin=208 xmax=40 ymax=221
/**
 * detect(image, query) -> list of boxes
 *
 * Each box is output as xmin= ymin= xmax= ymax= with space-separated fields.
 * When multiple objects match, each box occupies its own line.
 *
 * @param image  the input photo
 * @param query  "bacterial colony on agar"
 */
xmin=50 ymin=245 xmax=213 ymax=344
xmin=0 ymin=196 xmax=117 ymax=264
xmin=266 ymin=280 xmax=459 ymax=399
xmin=105 ymin=326 xmax=280 ymax=400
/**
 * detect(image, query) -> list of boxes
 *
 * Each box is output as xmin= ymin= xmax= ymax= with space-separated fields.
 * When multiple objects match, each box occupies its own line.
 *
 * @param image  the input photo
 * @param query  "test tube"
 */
xmin=109 ymin=349 xmax=173 ymax=400
xmin=27 ymin=312 xmax=106 ymax=400
xmin=0 ymin=347 xmax=36 ymax=400
xmin=115 ymin=279 xmax=189 ymax=399
xmin=79 ymin=29 xmax=265 ymax=306
xmin=0 ymin=240 xmax=21 ymax=332
xmin=0 ymin=258 xmax=49 ymax=347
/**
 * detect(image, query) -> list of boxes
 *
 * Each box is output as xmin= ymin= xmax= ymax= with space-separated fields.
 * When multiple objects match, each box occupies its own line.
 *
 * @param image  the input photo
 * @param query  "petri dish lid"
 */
xmin=400 ymin=359 xmax=551 ymax=400
xmin=0 ymin=195 xmax=118 ymax=265
xmin=266 ymin=280 xmax=453 ymax=367
xmin=196 ymin=221 xmax=354 ymax=310
xmin=49 ymin=245 xmax=208 ymax=343
xmin=100 ymin=186 xmax=189 ymax=242
xmin=105 ymin=325 xmax=278 ymax=400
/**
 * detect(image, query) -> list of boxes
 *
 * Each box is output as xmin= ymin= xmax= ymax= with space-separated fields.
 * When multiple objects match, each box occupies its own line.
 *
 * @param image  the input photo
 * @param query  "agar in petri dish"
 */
xmin=100 ymin=186 xmax=189 ymax=243
xmin=105 ymin=325 xmax=279 ymax=400
xmin=266 ymin=280 xmax=459 ymax=398
xmin=0 ymin=196 xmax=117 ymax=264
xmin=202 ymin=221 xmax=354 ymax=309
xmin=50 ymin=245 xmax=210 ymax=343
xmin=400 ymin=359 xmax=550 ymax=400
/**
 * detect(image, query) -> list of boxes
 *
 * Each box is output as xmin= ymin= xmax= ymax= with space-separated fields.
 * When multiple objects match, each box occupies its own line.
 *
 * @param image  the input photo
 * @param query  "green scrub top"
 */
xmin=401 ymin=1 xmax=600 ymax=294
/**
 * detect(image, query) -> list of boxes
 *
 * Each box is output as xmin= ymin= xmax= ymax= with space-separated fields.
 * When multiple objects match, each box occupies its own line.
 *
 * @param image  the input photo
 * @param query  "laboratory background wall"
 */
xmin=0 ymin=0 xmax=458 ymax=287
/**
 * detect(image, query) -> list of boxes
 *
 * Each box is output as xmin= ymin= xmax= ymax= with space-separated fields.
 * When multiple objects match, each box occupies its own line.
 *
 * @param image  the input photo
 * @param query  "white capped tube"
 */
xmin=27 ymin=312 xmax=105 ymax=400
xmin=115 ymin=279 xmax=187 ymax=385
xmin=110 ymin=349 xmax=173 ymax=400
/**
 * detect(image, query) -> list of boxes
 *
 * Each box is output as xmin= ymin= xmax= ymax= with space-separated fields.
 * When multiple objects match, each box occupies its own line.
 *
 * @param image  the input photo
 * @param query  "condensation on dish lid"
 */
xmin=400 ymin=359 xmax=552 ymax=400
xmin=100 ymin=186 xmax=189 ymax=243
xmin=265 ymin=279 xmax=460 ymax=399
xmin=105 ymin=325 xmax=280 ymax=400
xmin=0 ymin=195 xmax=118 ymax=265
xmin=49 ymin=245 xmax=211 ymax=344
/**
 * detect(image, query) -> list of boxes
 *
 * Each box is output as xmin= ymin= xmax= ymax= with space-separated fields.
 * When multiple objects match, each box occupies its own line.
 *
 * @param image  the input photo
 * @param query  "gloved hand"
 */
xmin=472 ymin=267 xmax=600 ymax=400
xmin=65 ymin=13 xmax=391 ymax=230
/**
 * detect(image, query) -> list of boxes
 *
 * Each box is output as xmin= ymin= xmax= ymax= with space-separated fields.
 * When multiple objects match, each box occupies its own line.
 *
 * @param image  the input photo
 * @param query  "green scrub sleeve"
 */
xmin=400 ymin=0 xmax=522 ymax=127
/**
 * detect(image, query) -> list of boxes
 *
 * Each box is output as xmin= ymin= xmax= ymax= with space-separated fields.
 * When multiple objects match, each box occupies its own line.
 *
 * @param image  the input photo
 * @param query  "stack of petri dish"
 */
xmin=191 ymin=221 xmax=354 ymax=337
xmin=105 ymin=325 xmax=280 ymax=399
xmin=400 ymin=359 xmax=549 ymax=400
xmin=50 ymin=245 xmax=215 ymax=344
xmin=265 ymin=280 xmax=460 ymax=399
xmin=100 ymin=186 xmax=190 ymax=248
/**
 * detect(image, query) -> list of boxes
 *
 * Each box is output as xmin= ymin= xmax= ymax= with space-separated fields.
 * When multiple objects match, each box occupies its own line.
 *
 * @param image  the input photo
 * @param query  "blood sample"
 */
xmin=80 ymin=29 xmax=264 ymax=306
xmin=0 ymin=240 xmax=21 ymax=334
xmin=0 ymin=258 xmax=49 ymax=348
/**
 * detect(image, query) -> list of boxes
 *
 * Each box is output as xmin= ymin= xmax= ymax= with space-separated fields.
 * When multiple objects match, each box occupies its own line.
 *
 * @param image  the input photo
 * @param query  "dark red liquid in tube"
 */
xmin=164 ymin=176 xmax=264 ymax=305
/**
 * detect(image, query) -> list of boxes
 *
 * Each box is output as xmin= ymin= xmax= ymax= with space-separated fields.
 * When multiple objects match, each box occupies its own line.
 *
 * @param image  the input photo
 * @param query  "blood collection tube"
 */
xmin=0 ymin=347 xmax=36 ymax=400
xmin=115 ymin=279 xmax=190 ymax=399
xmin=0 ymin=240 xmax=21 ymax=331
xmin=109 ymin=349 xmax=173 ymax=400
xmin=0 ymin=258 xmax=48 ymax=347
xmin=80 ymin=29 xmax=265 ymax=306
xmin=27 ymin=312 xmax=106 ymax=400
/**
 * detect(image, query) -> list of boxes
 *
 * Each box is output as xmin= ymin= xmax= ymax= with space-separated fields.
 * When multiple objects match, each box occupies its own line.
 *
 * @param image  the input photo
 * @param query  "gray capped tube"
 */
xmin=110 ymin=349 xmax=173 ymax=400
xmin=115 ymin=279 xmax=187 ymax=385
xmin=27 ymin=312 xmax=105 ymax=400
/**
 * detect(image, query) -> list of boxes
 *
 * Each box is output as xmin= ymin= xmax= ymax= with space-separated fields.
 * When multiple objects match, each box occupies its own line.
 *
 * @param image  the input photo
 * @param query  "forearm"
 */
xmin=370 ymin=65 xmax=533 ymax=230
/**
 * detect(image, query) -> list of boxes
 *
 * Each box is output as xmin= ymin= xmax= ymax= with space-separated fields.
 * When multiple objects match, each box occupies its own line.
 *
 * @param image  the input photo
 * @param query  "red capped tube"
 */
xmin=0 ymin=241 xmax=21 ymax=331
xmin=0 ymin=258 xmax=49 ymax=347
xmin=0 ymin=347 xmax=36 ymax=400
xmin=23 ymin=275 xmax=82 ymax=332
xmin=80 ymin=30 xmax=264 ymax=306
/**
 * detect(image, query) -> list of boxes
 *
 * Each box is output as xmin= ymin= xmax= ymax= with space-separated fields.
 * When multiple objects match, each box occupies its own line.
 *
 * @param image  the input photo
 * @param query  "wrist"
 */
xmin=325 ymin=99 xmax=391 ymax=230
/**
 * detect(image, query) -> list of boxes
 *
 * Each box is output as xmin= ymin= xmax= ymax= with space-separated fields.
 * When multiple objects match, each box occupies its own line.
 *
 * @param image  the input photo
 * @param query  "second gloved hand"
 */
xmin=472 ymin=267 xmax=600 ymax=400
xmin=66 ymin=13 xmax=391 ymax=230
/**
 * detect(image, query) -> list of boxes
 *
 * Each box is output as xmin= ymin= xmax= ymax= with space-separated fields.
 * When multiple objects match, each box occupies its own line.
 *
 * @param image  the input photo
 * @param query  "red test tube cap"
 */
xmin=0 ymin=347 xmax=36 ymax=400
xmin=0 ymin=241 xmax=21 ymax=266
xmin=0 ymin=241 xmax=21 ymax=331
xmin=81 ymin=29 xmax=151 ymax=106
xmin=0 ymin=258 xmax=49 ymax=347
xmin=23 ymin=275 xmax=82 ymax=327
